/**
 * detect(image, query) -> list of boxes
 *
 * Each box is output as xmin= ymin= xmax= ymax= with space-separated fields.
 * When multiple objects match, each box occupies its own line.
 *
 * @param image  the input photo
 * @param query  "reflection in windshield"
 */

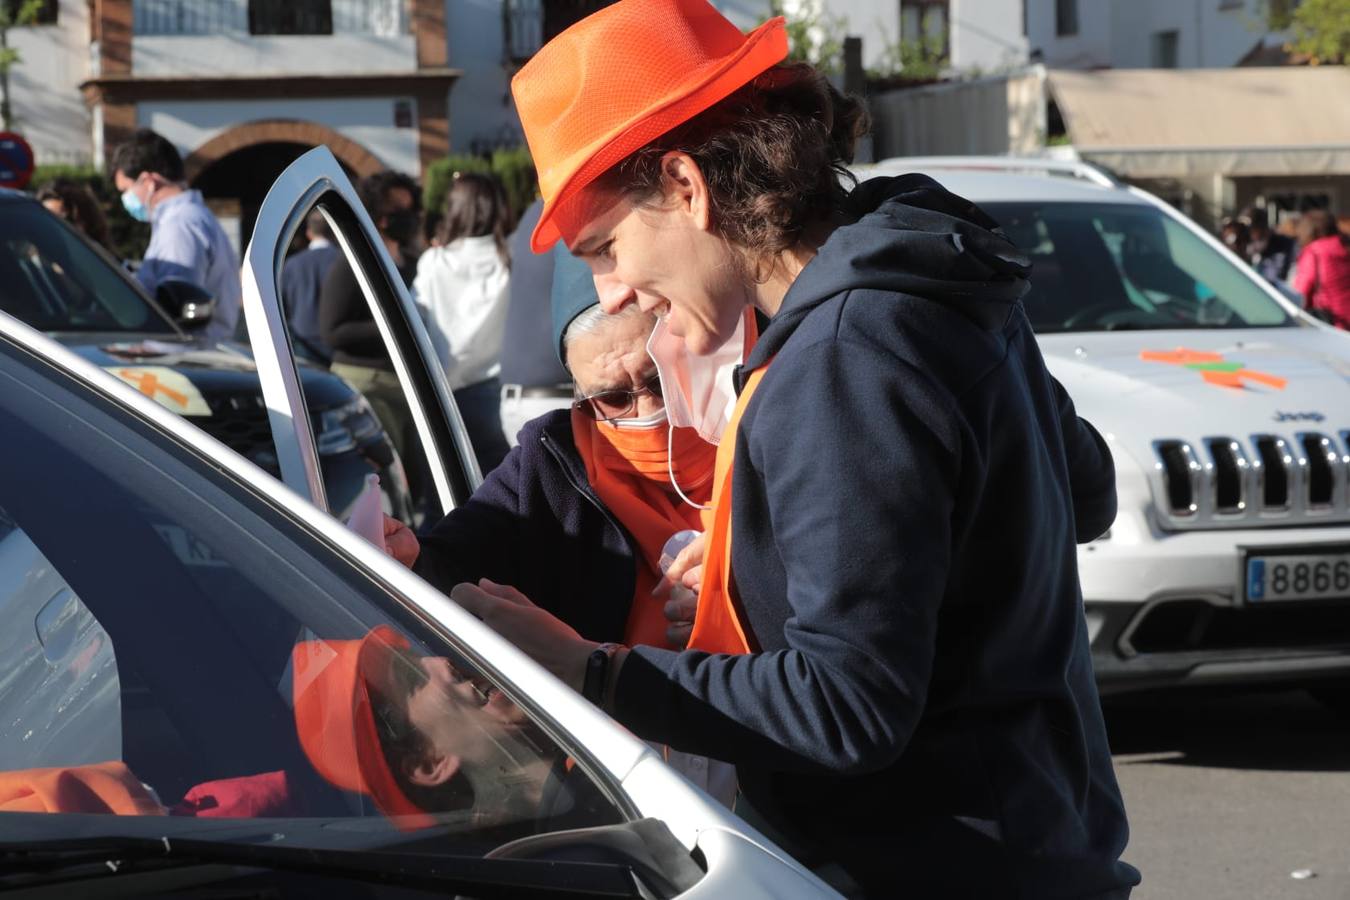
xmin=0 ymin=203 xmax=175 ymax=334
xmin=0 ymin=360 xmax=622 ymax=861
xmin=292 ymin=625 xmax=561 ymax=830
xmin=0 ymin=523 xmax=121 ymax=774
xmin=0 ymin=623 xmax=580 ymax=830
xmin=983 ymin=202 xmax=1294 ymax=334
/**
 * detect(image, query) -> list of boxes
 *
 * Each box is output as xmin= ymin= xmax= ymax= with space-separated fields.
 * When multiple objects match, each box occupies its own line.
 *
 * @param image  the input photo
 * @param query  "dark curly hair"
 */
xmin=37 ymin=178 xmax=112 ymax=250
xmin=595 ymin=63 xmax=869 ymax=268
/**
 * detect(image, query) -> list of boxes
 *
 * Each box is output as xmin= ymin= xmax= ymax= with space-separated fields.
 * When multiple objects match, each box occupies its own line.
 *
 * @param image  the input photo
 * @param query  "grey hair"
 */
xmin=561 ymin=303 xmax=653 ymax=361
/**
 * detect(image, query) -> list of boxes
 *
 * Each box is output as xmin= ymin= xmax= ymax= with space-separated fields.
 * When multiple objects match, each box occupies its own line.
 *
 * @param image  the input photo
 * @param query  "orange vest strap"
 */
xmin=686 ymin=364 xmax=771 ymax=655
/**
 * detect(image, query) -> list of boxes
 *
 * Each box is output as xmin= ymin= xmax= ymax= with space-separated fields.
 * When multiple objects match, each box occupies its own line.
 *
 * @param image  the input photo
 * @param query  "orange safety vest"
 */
xmin=685 ymin=364 xmax=771 ymax=655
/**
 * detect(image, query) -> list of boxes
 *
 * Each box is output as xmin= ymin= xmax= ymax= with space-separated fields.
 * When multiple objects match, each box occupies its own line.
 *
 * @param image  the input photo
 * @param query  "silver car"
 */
xmin=0 ymin=149 xmax=838 ymax=899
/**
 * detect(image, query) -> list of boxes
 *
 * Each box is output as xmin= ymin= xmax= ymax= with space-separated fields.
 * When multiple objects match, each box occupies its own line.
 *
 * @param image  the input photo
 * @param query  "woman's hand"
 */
xmin=451 ymin=579 xmax=598 ymax=693
xmin=383 ymin=514 xmax=420 ymax=568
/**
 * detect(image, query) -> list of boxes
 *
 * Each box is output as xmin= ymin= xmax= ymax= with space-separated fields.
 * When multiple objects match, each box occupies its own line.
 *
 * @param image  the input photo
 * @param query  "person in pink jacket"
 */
xmin=1293 ymin=209 xmax=1350 ymax=329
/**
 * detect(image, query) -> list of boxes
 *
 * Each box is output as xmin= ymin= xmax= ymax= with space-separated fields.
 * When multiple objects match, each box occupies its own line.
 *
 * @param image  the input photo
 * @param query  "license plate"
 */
xmin=1245 ymin=549 xmax=1350 ymax=603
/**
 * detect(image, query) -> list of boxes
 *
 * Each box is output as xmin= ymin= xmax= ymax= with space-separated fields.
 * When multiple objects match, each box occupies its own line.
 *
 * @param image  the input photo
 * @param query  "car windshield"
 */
xmin=0 ymin=201 xmax=175 ymax=335
xmin=0 ymin=338 xmax=622 ymax=859
xmin=982 ymin=201 xmax=1294 ymax=334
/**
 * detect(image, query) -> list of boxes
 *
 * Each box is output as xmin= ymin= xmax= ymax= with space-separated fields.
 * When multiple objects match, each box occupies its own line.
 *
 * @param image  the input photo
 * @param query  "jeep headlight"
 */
xmin=314 ymin=397 xmax=383 ymax=456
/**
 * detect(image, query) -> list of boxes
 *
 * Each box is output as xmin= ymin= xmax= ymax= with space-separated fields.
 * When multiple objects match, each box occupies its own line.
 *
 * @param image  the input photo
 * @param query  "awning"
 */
xmin=1048 ymin=68 xmax=1350 ymax=179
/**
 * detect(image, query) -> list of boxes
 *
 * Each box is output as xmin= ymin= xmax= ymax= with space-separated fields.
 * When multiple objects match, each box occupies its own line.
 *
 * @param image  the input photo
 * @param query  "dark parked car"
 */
xmin=0 ymin=189 xmax=411 ymax=520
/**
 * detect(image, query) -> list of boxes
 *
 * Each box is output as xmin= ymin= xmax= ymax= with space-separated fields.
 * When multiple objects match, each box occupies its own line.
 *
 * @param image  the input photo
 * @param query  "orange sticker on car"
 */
xmin=1140 ymin=349 xmax=1287 ymax=391
xmin=106 ymin=366 xmax=213 ymax=416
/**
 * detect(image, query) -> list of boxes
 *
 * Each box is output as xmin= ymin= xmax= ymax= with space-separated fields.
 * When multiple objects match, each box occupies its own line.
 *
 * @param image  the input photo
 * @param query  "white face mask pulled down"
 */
xmin=645 ymin=310 xmax=750 ymax=509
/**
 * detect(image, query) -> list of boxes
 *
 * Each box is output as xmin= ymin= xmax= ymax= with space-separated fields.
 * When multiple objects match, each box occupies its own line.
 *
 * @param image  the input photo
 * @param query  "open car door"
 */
xmin=240 ymin=146 xmax=478 ymax=520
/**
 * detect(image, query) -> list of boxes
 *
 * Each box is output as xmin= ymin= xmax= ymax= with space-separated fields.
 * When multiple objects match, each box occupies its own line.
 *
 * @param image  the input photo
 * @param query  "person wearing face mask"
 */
xmin=386 ymin=251 xmax=736 ymax=806
xmin=319 ymin=170 xmax=431 ymax=513
xmin=446 ymin=2 xmax=1137 ymax=897
xmin=111 ymin=130 xmax=242 ymax=343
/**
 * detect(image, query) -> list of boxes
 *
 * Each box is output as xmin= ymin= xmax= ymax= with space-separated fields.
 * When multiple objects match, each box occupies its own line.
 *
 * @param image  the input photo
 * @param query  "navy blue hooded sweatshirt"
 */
xmin=609 ymin=175 xmax=1139 ymax=897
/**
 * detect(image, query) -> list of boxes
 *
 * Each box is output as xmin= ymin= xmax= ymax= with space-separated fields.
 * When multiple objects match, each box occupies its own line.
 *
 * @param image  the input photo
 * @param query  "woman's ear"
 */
xmin=403 ymin=749 xmax=461 ymax=788
xmin=660 ymin=152 xmax=712 ymax=232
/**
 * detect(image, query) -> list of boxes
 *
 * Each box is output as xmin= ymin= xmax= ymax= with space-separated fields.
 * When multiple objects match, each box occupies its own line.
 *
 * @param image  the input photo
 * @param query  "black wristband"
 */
xmin=582 ymin=643 xmax=622 ymax=706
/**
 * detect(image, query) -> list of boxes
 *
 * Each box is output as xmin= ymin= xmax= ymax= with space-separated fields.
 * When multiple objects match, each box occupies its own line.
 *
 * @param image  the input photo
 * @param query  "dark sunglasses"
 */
xmin=573 ymin=372 xmax=664 ymax=422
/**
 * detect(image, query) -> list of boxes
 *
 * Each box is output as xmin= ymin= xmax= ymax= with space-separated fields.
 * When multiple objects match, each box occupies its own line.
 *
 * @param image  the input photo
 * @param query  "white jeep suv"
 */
xmin=863 ymin=157 xmax=1350 ymax=702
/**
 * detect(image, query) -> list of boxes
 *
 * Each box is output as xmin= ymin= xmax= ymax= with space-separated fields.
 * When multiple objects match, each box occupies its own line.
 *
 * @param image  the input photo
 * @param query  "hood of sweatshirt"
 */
xmin=745 ymin=174 xmax=1032 ymax=371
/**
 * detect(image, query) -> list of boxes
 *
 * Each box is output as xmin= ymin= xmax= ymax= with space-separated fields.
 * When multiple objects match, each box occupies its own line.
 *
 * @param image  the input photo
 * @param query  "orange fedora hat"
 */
xmin=512 ymin=0 xmax=788 ymax=253
xmin=292 ymin=625 xmax=436 ymax=830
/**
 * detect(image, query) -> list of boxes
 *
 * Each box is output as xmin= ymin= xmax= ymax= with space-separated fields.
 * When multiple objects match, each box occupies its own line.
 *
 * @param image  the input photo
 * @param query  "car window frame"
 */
xmin=0 ymin=312 xmax=649 ymax=829
xmin=240 ymin=147 xmax=479 ymax=516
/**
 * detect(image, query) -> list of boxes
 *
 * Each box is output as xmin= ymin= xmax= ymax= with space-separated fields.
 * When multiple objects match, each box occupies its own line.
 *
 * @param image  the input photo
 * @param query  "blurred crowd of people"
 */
xmin=289 ymin=165 xmax=567 ymax=488
xmin=37 ymin=129 xmax=563 ymax=498
xmin=1220 ymin=205 xmax=1350 ymax=329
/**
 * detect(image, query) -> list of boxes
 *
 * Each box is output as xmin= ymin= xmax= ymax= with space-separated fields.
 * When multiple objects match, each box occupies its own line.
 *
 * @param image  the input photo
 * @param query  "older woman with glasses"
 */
xmin=388 ymin=249 xmax=734 ymax=805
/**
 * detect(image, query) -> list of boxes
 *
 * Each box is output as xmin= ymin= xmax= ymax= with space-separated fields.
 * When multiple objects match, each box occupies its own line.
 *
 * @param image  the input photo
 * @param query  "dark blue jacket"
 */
xmin=612 ymin=175 xmax=1138 ymax=898
xmin=413 ymin=410 xmax=640 ymax=644
xmin=280 ymin=243 xmax=339 ymax=361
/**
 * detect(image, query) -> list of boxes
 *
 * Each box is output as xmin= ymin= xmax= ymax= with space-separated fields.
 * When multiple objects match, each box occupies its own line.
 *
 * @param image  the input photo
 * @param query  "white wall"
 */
xmin=1029 ymin=0 xmax=1275 ymax=69
xmin=718 ymin=0 xmax=1030 ymax=74
xmin=1027 ymin=0 xmax=1112 ymax=68
xmin=139 ymin=97 xmax=421 ymax=175
xmin=132 ymin=33 xmax=416 ymax=77
xmin=1106 ymin=0 xmax=1267 ymax=68
xmin=7 ymin=0 xmax=93 ymax=167
xmin=951 ymin=0 xmax=1029 ymax=72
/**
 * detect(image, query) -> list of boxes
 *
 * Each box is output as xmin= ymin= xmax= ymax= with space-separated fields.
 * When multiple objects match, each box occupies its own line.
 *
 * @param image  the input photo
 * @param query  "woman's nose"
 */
xmin=594 ymin=271 xmax=636 ymax=314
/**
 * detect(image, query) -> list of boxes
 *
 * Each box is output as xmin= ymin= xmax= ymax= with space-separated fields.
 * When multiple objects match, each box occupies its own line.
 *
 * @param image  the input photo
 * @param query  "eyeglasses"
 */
xmin=573 ymin=372 xmax=664 ymax=422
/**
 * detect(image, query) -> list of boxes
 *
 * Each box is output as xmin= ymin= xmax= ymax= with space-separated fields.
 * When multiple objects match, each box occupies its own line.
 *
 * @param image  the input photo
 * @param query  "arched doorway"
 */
xmin=185 ymin=121 xmax=384 ymax=252
xmin=193 ymin=141 xmax=358 ymax=254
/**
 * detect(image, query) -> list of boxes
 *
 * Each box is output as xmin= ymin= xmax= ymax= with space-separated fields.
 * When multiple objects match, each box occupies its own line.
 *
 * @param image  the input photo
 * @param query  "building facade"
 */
xmin=1026 ymin=0 xmax=1284 ymax=70
xmin=6 ymin=0 xmax=92 ymax=167
xmin=79 ymin=0 xmax=457 ymax=248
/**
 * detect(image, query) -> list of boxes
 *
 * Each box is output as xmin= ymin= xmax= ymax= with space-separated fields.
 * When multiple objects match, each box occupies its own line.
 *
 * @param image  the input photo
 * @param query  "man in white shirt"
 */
xmin=112 ymin=129 xmax=243 ymax=344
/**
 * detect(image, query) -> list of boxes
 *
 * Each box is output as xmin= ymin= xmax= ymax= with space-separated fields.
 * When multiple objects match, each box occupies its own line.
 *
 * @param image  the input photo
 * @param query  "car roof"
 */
xmin=854 ymin=157 xmax=1151 ymax=207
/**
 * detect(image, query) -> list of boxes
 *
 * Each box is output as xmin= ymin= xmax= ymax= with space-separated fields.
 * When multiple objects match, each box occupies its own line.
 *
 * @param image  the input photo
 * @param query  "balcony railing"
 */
xmin=134 ymin=0 xmax=408 ymax=37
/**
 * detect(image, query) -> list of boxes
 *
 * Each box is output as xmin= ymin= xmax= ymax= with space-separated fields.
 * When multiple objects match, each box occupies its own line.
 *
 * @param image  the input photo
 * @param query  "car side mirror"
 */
xmin=156 ymin=279 xmax=216 ymax=328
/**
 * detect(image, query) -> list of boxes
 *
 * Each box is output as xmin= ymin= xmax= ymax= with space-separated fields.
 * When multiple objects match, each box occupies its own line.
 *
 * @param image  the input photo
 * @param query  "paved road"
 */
xmin=1106 ymin=688 xmax=1350 ymax=899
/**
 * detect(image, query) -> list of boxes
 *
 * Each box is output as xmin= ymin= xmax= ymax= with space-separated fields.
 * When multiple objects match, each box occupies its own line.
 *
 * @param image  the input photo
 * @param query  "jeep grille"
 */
xmin=1150 ymin=431 xmax=1350 ymax=529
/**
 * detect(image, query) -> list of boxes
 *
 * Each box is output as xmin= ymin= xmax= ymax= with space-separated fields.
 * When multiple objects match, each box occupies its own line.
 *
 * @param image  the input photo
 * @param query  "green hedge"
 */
xmin=423 ymin=145 xmax=536 ymax=232
xmin=29 ymin=164 xmax=151 ymax=262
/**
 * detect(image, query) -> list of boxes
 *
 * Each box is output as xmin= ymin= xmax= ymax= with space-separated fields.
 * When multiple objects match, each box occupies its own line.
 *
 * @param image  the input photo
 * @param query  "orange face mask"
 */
xmin=594 ymin=417 xmax=717 ymax=490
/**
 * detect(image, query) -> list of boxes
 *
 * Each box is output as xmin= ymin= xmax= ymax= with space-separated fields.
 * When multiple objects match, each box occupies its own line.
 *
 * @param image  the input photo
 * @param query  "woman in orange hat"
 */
xmin=452 ymin=0 xmax=1139 ymax=896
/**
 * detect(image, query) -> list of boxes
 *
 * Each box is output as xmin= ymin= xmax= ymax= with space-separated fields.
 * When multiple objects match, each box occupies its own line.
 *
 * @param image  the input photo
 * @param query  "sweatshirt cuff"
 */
xmin=612 ymin=644 xmax=681 ymax=741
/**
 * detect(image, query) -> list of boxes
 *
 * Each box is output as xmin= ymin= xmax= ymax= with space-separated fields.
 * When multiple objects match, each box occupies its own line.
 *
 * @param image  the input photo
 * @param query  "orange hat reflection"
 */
xmin=292 ymin=625 xmax=436 ymax=829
